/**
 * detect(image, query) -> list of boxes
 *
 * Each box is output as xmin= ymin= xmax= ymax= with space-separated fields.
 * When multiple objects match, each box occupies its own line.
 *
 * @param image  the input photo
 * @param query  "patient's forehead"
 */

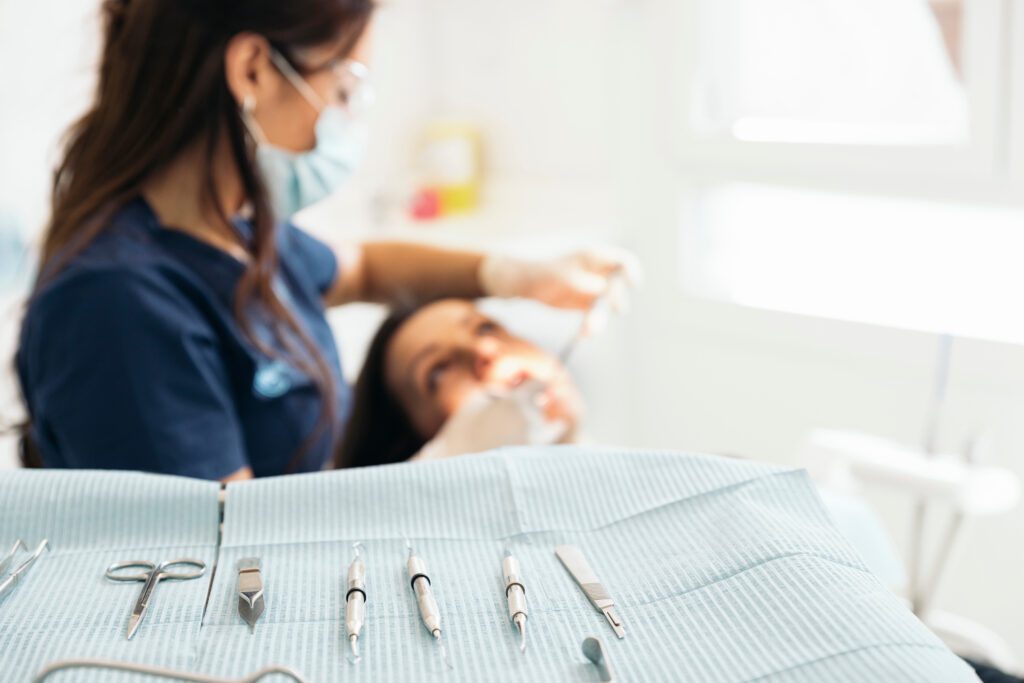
xmin=385 ymin=299 xmax=476 ymax=383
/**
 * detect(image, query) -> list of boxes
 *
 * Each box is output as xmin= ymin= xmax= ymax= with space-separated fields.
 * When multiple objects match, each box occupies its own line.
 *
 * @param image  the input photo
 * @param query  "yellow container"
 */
xmin=419 ymin=122 xmax=482 ymax=216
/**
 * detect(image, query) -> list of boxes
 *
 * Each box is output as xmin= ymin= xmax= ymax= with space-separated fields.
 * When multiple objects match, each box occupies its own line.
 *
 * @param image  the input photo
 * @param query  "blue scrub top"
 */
xmin=17 ymin=198 xmax=351 ymax=479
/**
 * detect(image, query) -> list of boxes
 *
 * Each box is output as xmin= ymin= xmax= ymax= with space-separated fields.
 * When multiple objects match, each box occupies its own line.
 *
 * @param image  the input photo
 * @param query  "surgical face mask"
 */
xmin=243 ymin=49 xmax=370 ymax=221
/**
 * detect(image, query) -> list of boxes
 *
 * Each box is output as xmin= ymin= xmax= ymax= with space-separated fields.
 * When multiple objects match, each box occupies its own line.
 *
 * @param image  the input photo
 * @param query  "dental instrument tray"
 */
xmin=1 ymin=449 xmax=979 ymax=681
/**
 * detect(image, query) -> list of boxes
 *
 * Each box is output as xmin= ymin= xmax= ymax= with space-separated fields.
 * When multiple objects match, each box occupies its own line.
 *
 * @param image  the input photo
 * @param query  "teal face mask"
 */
xmin=244 ymin=50 xmax=370 ymax=221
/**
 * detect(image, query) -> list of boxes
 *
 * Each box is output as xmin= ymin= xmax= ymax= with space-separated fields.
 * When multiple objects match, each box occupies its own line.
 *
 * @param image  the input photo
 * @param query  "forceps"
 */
xmin=106 ymin=558 xmax=207 ymax=639
xmin=0 ymin=540 xmax=49 ymax=601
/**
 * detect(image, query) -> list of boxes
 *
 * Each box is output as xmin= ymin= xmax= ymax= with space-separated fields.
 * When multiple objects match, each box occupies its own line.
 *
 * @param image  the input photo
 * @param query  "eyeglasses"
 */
xmin=269 ymin=49 xmax=375 ymax=118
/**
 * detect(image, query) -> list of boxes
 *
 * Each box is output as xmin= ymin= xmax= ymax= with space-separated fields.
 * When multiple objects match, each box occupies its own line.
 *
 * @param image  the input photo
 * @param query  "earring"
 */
xmin=240 ymin=94 xmax=267 ymax=145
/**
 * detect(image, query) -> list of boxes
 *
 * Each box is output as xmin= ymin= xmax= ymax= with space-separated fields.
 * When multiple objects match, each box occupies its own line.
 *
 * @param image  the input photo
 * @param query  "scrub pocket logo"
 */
xmin=253 ymin=359 xmax=292 ymax=398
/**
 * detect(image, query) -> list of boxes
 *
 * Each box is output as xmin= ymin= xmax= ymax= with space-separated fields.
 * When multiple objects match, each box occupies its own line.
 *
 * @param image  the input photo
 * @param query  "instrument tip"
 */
xmin=126 ymin=615 xmax=140 ymax=640
xmin=349 ymin=634 xmax=361 ymax=664
xmin=514 ymin=614 xmax=527 ymax=653
xmin=433 ymin=631 xmax=453 ymax=670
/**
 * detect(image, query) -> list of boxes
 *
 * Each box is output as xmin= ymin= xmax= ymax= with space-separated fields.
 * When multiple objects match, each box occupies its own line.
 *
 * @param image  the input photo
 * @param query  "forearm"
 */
xmin=326 ymin=241 xmax=485 ymax=306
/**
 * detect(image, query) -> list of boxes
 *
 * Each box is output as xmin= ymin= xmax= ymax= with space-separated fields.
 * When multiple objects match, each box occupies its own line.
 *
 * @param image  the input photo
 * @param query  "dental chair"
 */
xmin=801 ymin=428 xmax=1022 ymax=674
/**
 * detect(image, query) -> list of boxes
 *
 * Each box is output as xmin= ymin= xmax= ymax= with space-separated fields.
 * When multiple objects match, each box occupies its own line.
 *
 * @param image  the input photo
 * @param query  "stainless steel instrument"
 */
xmin=406 ymin=543 xmax=452 ymax=669
xmin=345 ymin=545 xmax=367 ymax=662
xmin=237 ymin=557 xmax=265 ymax=632
xmin=555 ymin=544 xmax=625 ymax=639
xmin=0 ymin=539 xmax=48 ymax=602
xmin=502 ymin=551 xmax=528 ymax=652
xmin=105 ymin=557 xmax=206 ymax=640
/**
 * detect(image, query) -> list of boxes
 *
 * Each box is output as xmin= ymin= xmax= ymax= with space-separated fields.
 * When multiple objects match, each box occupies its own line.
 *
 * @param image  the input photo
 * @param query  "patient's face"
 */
xmin=385 ymin=300 xmax=581 ymax=438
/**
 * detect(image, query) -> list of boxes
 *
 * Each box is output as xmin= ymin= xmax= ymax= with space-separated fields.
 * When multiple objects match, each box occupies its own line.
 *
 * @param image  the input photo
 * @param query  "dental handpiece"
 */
xmin=502 ymin=551 xmax=528 ymax=652
xmin=345 ymin=548 xmax=367 ymax=662
xmin=407 ymin=545 xmax=452 ymax=669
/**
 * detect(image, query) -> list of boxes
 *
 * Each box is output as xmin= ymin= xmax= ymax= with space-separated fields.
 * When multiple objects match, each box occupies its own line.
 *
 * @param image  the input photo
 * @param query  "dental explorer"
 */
xmin=502 ymin=551 xmax=528 ymax=652
xmin=406 ymin=542 xmax=452 ymax=669
xmin=345 ymin=544 xmax=367 ymax=663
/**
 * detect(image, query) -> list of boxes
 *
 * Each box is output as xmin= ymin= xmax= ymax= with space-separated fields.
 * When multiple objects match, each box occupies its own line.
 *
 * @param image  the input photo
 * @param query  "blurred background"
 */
xmin=1 ymin=0 xmax=1022 ymax=668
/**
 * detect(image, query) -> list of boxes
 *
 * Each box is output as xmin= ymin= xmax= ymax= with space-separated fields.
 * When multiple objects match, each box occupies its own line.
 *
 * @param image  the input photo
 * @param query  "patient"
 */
xmin=334 ymin=299 xmax=582 ymax=468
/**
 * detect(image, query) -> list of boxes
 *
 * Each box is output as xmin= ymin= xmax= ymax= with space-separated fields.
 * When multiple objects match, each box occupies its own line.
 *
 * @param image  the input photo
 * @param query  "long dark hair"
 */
xmin=334 ymin=308 xmax=428 ymax=469
xmin=23 ymin=0 xmax=373 ymax=470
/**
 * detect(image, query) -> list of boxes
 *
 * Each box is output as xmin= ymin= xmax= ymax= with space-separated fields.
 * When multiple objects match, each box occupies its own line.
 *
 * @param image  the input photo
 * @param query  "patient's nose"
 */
xmin=472 ymin=338 xmax=500 ymax=379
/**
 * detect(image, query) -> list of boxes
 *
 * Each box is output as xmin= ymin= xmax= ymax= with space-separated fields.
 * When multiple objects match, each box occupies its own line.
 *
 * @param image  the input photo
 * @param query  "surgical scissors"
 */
xmin=106 ymin=558 xmax=206 ymax=640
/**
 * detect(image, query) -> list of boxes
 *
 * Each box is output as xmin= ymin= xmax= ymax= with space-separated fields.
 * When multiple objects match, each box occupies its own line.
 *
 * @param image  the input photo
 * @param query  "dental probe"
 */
xmin=406 ymin=543 xmax=452 ymax=669
xmin=345 ymin=544 xmax=367 ymax=663
xmin=502 ymin=551 xmax=528 ymax=652
xmin=557 ymin=268 xmax=625 ymax=366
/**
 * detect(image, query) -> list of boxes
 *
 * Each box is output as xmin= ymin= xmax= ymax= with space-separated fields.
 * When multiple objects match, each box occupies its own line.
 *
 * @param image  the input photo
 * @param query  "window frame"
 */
xmin=671 ymin=0 xmax=1015 ymax=205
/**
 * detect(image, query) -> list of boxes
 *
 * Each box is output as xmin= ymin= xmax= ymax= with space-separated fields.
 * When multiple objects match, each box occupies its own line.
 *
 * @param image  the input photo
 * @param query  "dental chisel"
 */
xmin=236 ymin=558 xmax=265 ymax=632
xmin=345 ymin=545 xmax=367 ymax=663
xmin=406 ymin=543 xmax=452 ymax=669
xmin=502 ymin=551 xmax=528 ymax=652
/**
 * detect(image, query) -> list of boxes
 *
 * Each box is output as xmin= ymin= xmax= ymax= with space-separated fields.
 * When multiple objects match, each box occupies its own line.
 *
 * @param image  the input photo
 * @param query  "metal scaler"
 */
xmin=345 ymin=545 xmax=367 ymax=663
xmin=406 ymin=542 xmax=452 ymax=670
xmin=237 ymin=558 xmax=265 ymax=633
xmin=502 ymin=551 xmax=528 ymax=652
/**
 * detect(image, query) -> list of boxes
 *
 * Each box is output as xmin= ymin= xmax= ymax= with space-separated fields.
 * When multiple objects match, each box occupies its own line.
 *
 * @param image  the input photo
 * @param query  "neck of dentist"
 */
xmin=141 ymin=131 xmax=251 ymax=262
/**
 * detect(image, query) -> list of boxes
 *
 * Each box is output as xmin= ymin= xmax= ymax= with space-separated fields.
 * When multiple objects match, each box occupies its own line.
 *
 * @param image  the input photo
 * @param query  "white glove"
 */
xmin=412 ymin=380 xmax=569 ymax=461
xmin=478 ymin=245 xmax=642 ymax=312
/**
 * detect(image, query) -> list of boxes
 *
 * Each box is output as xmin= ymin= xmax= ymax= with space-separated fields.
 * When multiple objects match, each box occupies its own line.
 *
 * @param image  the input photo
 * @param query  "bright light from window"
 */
xmin=682 ymin=183 xmax=1024 ymax=345
xmin=693 ymin=0 xmax=970 ymax=146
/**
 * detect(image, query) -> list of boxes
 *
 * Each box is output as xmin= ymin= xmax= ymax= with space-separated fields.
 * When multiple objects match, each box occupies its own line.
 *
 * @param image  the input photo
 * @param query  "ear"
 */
xmin=224 ymin=32 xmax=274 ymax=108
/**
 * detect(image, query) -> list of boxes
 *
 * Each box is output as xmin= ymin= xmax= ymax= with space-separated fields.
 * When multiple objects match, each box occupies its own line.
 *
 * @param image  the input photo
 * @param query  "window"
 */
xmin=692 ymin=0 xmax=973 ymax=147
xmin=680 ymin=182 xmax=1024 ymax=344
xmin=679 ymin=0 xmax=1007 ymax=188
xmin=674 ymin=1 xmax=1024 ymax=334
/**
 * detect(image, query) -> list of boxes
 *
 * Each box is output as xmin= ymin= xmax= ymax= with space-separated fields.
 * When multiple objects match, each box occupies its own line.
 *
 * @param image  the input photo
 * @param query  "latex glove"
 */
xmin=412 ymin=380 xmax=569 ymax=461
xmin=478 ymin=246 xmax=642 ymax=312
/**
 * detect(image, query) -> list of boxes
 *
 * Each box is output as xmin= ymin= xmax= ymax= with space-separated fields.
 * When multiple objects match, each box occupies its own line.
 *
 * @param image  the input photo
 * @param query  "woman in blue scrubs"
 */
xmin=16 ymin=0 xmax=632 ymax=481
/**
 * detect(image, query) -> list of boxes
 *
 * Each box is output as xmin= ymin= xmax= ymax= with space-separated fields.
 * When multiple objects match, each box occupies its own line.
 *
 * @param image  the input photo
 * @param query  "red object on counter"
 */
xmin=409 ymin=187 xmax=442 ymax=221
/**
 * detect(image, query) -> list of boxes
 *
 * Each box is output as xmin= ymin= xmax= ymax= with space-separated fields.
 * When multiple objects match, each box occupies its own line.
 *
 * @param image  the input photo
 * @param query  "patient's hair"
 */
xmin=333 ymin=308 xmax=427 ymax=469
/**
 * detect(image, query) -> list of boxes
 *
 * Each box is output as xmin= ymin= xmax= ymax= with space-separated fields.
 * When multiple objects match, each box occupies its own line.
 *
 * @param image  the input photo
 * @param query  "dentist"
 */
xmin=16 ymin=0 xmax=635 ymax=480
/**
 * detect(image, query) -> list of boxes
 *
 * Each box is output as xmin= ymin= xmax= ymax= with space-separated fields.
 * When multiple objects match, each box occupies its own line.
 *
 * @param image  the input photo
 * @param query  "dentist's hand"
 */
xmin=412 ymin=380 xmax=570 ymax=461
xmin=478 ymin=246 xmax=642 ymax=312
